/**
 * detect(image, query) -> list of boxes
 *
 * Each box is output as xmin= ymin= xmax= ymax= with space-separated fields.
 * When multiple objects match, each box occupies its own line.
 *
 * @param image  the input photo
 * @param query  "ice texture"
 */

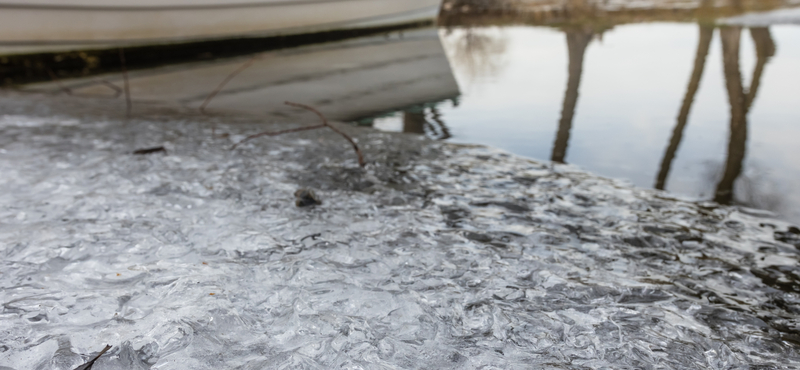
xmin=1 ymin=96 xmax=800 ymax=369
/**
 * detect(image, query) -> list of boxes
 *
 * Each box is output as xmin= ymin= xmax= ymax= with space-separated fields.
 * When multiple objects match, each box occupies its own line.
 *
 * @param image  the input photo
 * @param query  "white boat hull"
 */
xmin=0 ymin=0 xmax=442 ymax=54
xmin=23 ymin=27 xmax=460 ymax=122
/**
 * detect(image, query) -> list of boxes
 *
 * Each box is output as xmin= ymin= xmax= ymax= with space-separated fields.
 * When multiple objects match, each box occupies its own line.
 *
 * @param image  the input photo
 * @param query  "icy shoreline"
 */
xmin=1 ymin=93 xmax=799 ymax=369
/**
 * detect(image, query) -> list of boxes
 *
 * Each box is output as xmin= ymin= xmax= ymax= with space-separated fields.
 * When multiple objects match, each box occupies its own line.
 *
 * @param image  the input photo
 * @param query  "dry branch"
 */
xmin=73 ymin=345 xmax=112 ymax=370
xmin=199 ymin=55 xmax=260 ymax=137
xmin=100 ymin=79 xmax=124 ymax=98
xmin=231 ymin=101 xmax=366 ymax=167
xmin=200 ymin=56 xmax=259 ymax=115
xmin=231 ymin=124 xmax=326 ymax=150
xmin=45 ymin=67 xmax=74 ymax=95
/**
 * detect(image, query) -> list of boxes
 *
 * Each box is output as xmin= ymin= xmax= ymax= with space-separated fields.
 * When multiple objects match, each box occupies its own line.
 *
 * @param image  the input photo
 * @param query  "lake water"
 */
xmin=372 ymin=23 xmax=800 ymax=224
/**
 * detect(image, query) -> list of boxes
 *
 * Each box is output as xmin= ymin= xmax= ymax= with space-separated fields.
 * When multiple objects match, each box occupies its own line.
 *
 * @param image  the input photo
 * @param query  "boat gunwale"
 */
xmin=0 ymin=0 xmax=387 ymax=11
xmin=0 ymin=4 xmax=440 ymax=46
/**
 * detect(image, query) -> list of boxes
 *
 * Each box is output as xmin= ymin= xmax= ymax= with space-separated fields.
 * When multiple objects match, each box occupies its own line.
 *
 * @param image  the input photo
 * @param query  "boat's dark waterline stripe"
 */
xmin=0 ymin=0 xmax=383 ymax=11
xmin=0 ymin=20 xmax=434 ymax=87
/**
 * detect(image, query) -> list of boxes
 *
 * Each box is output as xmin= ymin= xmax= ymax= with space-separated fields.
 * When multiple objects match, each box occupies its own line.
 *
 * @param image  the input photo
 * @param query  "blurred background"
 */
xmin=1 ymin=0 xmax=799 ymax=222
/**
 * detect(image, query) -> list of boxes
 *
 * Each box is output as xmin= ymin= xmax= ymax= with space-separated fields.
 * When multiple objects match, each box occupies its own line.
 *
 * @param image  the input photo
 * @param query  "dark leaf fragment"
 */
xmin=133 ymin=146 xmax=166 ymax=155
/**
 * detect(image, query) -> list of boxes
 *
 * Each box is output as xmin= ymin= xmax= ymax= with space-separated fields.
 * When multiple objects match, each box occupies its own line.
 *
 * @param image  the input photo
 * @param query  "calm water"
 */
xmin=373 ymin=23 xmax=800 ymax=223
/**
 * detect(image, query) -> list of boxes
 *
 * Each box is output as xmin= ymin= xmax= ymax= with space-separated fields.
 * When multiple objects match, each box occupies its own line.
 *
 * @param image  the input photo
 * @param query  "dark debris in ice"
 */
xmin=132 ymin=147 xmax=167 ymax=156
xmin=294 ymin=188 xmax=322 ymax=208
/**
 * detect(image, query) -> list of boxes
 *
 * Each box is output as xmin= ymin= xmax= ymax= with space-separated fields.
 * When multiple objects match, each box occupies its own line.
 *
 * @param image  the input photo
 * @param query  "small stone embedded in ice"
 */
xmin=294 ymin=188 xmax=322 ymax=207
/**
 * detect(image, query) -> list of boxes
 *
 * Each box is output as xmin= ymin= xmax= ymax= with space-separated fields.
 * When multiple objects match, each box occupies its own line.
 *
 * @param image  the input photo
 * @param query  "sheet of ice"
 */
xmin=1 ymin=100 xmax=799 ymax=369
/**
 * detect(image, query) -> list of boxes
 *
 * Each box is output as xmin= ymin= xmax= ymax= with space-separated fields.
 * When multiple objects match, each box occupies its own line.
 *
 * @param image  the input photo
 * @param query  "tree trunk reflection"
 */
xmin=655 ymin=25 xmax=714 ymax=190
xmin=715 ymin=27 xmax=747 ymax=204
xmin=551 ymin=27 xmax=593 ymax=164
xmin=403 ymin=110 xmax=427 ymax=134
xmin=714 ymin=27 xmax=774 ymax=204
xmin=746 ymin=27 xmax=776 ymax=111
xmin=403 ymin=107 xmax=452 ymax=140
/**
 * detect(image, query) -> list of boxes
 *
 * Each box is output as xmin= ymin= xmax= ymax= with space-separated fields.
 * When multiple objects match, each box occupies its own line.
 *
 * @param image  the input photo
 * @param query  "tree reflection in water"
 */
xmin=714 ymin=26 xmax=775 ymax=205
xmin=436 ymin=0 xmax=795 ymax=218
xmin=650 ymin=23 xmax=776 ymax=208
xmin=442 ymin=17 xmax=781 ymax=210
xmin=655 ymin=25 xmax=714 ymax=190
xmin=440 ymin=27 xmax=509 ymax=86
xmin=715 ymin=27 xmax=749 ymax=205
xmin=551 ymin=26 xmax=594 ymax=164
xmin=403 ymin=110 xmax=426 ymax=134
xmin=402 ymin=107 xmax=452 ymax=140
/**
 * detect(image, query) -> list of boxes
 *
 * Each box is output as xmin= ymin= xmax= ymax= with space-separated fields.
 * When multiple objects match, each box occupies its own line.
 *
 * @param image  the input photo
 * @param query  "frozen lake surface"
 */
xmin=1 ymin=93 xmax=799 ymax=369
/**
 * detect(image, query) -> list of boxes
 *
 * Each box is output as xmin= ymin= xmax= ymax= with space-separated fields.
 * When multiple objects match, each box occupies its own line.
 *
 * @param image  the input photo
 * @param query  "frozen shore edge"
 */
xmin=1 ymin=92 xmax=799 ymax=369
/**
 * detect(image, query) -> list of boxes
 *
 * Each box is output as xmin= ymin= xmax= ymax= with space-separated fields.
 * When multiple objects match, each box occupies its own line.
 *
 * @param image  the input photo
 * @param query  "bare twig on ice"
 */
xmin=72 ymin=345 xmax=112 ymax=370
xmin=199 ymin=56 xmax=259 ymax=115
xmin=231 ymin=123 xmax=326 ymax=150
xmin=45 ymin=69 xmax=122 ymax=98
xmin=285 ymin=102 xmax=365 ymax=167
xmin=231 ymin=101 xmax=366 ymax=167
xmin=199 ymin=55 xmax=260 ymax=137
xmin=100 ymin=79 xmax=124 ymax=98
xmin=44 ymin=67 xmax=74 ymax=95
